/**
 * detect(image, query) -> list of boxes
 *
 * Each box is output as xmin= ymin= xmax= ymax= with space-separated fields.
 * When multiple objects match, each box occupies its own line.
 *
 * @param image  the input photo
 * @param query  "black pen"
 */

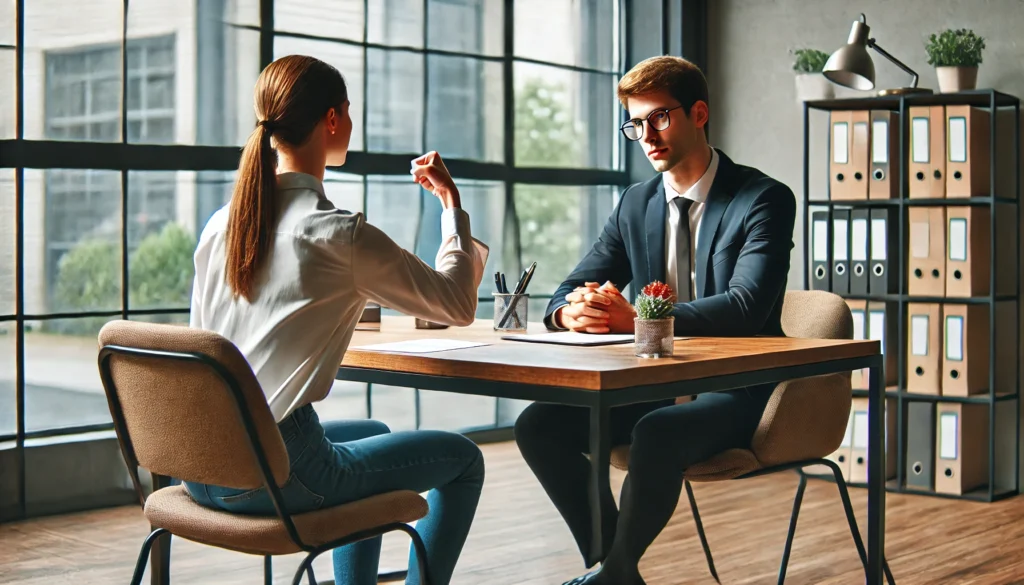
xmin=494 ymin=272 xmax=502 ymax=293
xmin=517 ymin=262 xmax=538 ymax=294
xmin=500 ymin=273 xmax=508 ymax=294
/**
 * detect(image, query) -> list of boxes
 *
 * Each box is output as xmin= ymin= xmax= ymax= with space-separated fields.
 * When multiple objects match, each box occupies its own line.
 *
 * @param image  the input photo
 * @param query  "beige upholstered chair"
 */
xmin=610 ymin=290 xmax=895 ymax=584
xmin=97 ymin=320 xmax=430 ymax=585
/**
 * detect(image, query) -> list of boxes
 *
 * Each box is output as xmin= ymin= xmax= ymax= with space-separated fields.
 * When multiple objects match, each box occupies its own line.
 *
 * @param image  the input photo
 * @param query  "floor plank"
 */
xmin=1 ymin=441 xmax=1021 ymax=584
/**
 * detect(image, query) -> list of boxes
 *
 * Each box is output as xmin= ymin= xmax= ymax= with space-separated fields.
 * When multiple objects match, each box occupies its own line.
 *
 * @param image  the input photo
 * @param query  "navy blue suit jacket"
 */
xmin=544 ymin=149 xmax=796 ymax=338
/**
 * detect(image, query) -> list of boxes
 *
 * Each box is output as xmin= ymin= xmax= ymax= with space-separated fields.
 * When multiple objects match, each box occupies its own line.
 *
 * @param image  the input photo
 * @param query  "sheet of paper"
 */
xmin=502 ymin=332 xmax=689 ymax=346
xmin=351 ymin=339 xmax=489 ymax=354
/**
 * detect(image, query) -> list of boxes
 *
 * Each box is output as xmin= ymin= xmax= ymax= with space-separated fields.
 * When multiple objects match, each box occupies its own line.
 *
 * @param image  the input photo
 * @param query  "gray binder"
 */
xmin=906 ymin=401 xmax=935 ymax=490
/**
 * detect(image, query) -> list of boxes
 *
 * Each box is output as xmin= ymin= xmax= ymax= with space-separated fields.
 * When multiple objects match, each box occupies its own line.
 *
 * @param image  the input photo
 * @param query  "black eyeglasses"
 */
xmin=620 ymin=105 xmax=684 ymax=141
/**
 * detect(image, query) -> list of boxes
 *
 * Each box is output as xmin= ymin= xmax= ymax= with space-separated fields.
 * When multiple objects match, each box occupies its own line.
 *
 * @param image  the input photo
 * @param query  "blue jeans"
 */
xmin=184 ymin=404 xmax=485 ymax=585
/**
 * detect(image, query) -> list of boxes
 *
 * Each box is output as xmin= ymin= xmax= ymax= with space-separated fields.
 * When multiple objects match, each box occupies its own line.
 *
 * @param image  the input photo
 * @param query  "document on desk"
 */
xmin=351 ymin=339 xmax=489 ymax=354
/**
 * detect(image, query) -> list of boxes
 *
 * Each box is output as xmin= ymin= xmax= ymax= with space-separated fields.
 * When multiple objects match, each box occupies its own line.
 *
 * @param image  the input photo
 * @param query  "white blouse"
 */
xmin=190 ymin=171 xmax=489 ymax=422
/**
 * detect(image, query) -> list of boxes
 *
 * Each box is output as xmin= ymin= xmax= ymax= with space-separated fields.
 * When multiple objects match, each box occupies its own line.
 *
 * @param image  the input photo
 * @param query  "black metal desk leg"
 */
xmin=589 ymin=402 xmax=611 ymax=564
xmin=151 ymin=473 xmax=172 ymax=585
xmin=867 ymin=359 xmax=885 ymax=585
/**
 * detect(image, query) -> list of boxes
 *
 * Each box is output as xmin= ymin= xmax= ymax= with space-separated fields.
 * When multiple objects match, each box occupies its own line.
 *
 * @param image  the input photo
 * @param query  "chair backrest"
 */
xmin=97 ymin=320 xmax=290 ymax=492
xmin=749 ymin=290 xmax=854 ymax=466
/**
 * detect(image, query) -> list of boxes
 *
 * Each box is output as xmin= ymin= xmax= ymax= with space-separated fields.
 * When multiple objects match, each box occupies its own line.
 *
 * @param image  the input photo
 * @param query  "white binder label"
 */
xmin=939 ymin=411 xmax=958 ymax=460
xmin=949 ymin=116 xmax=967 ymax=163
xmin=853 ymin=410 xmax=869 ymax=449
xmin=869 ymin=310 xmax=885 ymax=353
xmin=852 ymin=218 xmax=868 ymax=261
xmin=949 ymin=217 xmax=968 ymax=261
xmin=871 ymin=218 xmax=887 ymax=260
xmin=841 ymin=415 xmax=853 ymax=447
xmin=813 ymin=219 xmax=828 ymax=261
xmin=911 ymin=221 xmax=929 ymax=259
xmin=912 ymin=117 xmax=929 ymax=163
xmin=911 ymin=315 xmax=929 ymax=356
xmin=872 ymin=120 xmax=888 ymax=163
xmin=852 ymin=310 xmax=865 ymax=341
xmin=834 ymin=220 xmax=848 ymax=260
xmin=946 ymin=315 xmax=964 ymax=361
xmin=833 ymin=122 xmax=849 ymax=164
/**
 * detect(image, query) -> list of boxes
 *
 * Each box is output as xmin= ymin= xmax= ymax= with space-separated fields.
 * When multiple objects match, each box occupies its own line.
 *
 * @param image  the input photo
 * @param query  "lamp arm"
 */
xmin=867 ymin=38 xmax=920 ymax=88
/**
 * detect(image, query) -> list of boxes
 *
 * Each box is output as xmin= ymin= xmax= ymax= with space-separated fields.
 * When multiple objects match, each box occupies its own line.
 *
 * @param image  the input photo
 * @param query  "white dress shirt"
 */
xmin=190 ymin=172 xmax=489 ymax=422
xmin=664 ymin=147 xmax=719 ymax=301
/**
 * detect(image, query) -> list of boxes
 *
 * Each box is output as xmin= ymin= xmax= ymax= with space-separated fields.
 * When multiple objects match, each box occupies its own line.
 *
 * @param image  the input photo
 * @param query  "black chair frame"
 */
xmin=98 ymin=344 xmax=429 ymax=585
xmin=683 ymin=457 xmax=896 ymax=585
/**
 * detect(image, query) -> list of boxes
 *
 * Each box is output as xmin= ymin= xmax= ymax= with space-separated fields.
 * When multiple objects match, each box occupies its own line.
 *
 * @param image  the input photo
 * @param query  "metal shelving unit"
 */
xmin=802 ymin=88 xmax=1021 ymax=503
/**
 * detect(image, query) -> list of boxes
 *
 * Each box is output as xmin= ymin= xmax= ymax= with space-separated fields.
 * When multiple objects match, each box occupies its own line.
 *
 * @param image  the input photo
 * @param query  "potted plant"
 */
xmin=633 ymin=281 xmax=676 ymax=358
xmin=925 ymin=28 xmax=985 ymax=93
xmin=792 ymin=48 xmax=834 ymax=102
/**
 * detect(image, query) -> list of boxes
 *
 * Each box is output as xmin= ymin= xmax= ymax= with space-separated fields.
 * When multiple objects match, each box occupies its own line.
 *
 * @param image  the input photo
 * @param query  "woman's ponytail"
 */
xmin=225 ymin=121 xmax=278 ymax=302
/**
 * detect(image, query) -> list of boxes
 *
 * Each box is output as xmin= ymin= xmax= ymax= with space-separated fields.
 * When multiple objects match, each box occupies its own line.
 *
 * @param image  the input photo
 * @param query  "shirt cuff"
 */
xmin=441 ymin=207 xmax=470 ymax=239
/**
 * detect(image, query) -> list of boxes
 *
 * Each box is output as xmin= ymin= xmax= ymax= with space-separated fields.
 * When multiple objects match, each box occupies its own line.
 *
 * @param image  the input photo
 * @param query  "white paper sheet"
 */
xmin=351 ymin=339 xmax=489 ymax=354
xmin=501 ymin=332 xmax=637 ymax=346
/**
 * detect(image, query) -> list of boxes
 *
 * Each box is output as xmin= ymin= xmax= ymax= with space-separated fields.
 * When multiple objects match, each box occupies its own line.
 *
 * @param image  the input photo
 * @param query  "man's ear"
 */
xmin=690 ymin=100 xmax=709 ymax=129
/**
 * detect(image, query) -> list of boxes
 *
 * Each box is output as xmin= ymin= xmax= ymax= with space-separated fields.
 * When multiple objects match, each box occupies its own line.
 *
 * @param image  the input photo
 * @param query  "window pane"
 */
xmin=222 ymin=28 xmax=262 ymax=146
xmin=428 ymin=0 xmax=502 ymax=56
xmin=195 ymin=170 xmax=238 ymax=238
xmin=0 ymin=170 xmax=13 ymax=314
xmin=419 ymin=390 xmax=495 ymax=431
xmin=366 ymin=175 xmax=428 ymax=256
xmin=368 ymin=0 xmax=423 ymax=48
xmin=26 ymin=0 xmax=123 ymax=142
xmin=367 ymin=48 xmax=423 ymax=153
xmin=370 ymin=385 xmax=415 ymax=431
xmin=130 ymin=311 xmax=189 ymax=327
xmin=514 ymin=0 xmax=617 ymax=72
xmin=274 ymin=37 xmax=365 ymax=151
xmin=24 ymin=169 xmax=122 ymax=315
xmin=457 ymin=179 xmax=505 ymax=298
xmin=0 ymin=0 xmax=13 ymax=46
xmin=275 ymin=0 xmax=364 ymax=41
xmin=227 ymin=0 xmax=260 ymax=27
xmin=0 ymin=48 xmax=13 ymax=139
xmin=127 ymin=171 xmax=196 ymax=312
xmin=0 ymin=322 xmax=13 ymax=436
xmin=26 ymin=316 xmax=117 ymax=433
xmin=427 ymin=55 xmax=502 ymax=163
xmin=515 ymin=63 xmax=618 ymax=169
xmin=324 ymin=171 xmax=364 ymax=214
xmin=514 ymin=184 xmax=617 ymax=296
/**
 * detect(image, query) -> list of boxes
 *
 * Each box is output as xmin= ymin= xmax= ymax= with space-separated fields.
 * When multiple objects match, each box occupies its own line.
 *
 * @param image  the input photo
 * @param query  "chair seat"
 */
xmin=144 ymin=485 xmax=428 ymax=556
xmin=610 ymin=446 xmax=762 ymax=482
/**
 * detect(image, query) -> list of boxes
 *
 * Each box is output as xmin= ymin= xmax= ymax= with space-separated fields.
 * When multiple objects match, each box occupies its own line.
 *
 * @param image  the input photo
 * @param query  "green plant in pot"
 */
xmin=925 ymin=28 xmax=985 ymax=93
xmin=792 ymin=48 xmax=835 ymax=102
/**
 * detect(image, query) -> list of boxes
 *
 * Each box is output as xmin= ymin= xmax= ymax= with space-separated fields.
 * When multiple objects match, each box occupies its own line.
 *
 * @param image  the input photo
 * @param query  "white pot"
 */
xmin=936 ymin=66 xmax=979 ymax=93
xmin=795 ymin=73 xmax=835 ymax=102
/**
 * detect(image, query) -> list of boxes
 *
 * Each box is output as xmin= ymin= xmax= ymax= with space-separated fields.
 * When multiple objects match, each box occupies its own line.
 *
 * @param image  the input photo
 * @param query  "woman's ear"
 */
xmin=325 ymin=107 xmax=337 ymax=135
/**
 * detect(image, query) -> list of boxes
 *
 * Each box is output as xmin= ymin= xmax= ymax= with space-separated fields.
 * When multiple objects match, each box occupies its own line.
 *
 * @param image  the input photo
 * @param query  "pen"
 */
xmin=500 ymin=273 xmax=508 ymax=295
xmin=516 ymin=262 xmax=538 ymax=294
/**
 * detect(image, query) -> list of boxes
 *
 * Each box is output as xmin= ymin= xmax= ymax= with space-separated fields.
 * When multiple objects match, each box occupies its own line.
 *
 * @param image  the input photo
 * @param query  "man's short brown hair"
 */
xmin=616 ymin=56 xmax=709 ymax=115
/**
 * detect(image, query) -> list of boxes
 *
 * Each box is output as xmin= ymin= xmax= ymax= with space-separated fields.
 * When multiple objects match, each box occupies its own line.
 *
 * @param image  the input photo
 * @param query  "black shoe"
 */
xmin=562 ymin=572 xmax=601 ymax=585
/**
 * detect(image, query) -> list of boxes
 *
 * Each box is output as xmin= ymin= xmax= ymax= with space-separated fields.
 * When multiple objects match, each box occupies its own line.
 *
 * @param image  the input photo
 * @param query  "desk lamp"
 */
xmin=823 ymin=13 xmax=933 ymax=96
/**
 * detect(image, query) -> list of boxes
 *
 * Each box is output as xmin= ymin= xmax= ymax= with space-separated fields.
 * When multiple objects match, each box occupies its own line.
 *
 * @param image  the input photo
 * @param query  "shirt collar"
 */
xmin=664 ymin=146 xmax=719 ymax=205
xmin=276 ymin=171 xmax=327 ymax=200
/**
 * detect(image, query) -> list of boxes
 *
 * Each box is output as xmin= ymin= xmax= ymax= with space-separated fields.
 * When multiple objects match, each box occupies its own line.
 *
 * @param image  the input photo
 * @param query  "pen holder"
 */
xmin=633 ymin=317 xmax=675 ymax=358
xmin=493 ymin=293 xmax=529 ymax=332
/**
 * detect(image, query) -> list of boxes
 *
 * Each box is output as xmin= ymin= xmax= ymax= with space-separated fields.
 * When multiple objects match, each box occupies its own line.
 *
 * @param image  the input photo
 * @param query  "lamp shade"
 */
xmin=823 ymin=15 xmax=876 ymax=90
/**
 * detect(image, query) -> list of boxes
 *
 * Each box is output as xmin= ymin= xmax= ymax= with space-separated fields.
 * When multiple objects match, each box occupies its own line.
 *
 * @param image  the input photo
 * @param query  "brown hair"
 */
xmin=225 ymin=55 xmax=348 ymax=301
xmin=616 ymin=56 xmax=708 ymax=115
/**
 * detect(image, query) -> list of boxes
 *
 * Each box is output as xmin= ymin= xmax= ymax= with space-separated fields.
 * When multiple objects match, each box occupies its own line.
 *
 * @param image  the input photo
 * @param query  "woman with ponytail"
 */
xmin=185 ymin=54 xmax=489 ymax=585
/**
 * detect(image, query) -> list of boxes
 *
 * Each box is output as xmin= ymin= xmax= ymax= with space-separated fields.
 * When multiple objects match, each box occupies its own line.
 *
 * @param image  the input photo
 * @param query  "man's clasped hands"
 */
xmin=558 ymin=281 xmax=639 ymax=334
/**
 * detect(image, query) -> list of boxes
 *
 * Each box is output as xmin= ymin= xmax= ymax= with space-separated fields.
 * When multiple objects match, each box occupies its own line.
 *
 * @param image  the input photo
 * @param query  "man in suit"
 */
xmin=513 ymin=56 xmax=796 ymax=585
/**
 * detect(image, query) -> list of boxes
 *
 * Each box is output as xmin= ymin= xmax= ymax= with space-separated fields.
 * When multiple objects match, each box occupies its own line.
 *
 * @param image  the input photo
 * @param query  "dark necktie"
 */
xmin=671 ymin=197 xmax=693 ymax=302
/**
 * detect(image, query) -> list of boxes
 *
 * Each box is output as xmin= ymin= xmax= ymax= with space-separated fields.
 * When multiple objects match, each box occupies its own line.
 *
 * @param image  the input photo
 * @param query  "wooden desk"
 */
xmin=338 ymin=317 xmax=887 ymax=584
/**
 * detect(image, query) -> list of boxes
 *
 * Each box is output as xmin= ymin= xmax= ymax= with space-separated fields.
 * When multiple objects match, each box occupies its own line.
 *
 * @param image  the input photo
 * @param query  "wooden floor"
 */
xmin=1 ymin=441 xmax=1021 ymax=584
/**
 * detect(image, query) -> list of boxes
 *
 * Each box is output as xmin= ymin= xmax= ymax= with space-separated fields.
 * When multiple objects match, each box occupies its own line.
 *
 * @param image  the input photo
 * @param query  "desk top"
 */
xmin=340 ymin=317 xmax=879 ymax=391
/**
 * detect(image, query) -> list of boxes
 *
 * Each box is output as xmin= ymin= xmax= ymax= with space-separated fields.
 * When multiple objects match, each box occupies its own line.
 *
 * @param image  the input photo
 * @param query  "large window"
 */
xmin=1 ymin=0 xmax=696 ymax=520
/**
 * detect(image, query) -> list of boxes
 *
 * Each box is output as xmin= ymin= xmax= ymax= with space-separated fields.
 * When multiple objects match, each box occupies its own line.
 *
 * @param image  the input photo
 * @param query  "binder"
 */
xmin=946 ymin=105 xmax=991 ymax=198
xmin=908 ymin=105 xmax=946 ymax=198
xmin=849 ymin=397 xmax=897 ymax=484
xmin=906 ymin=303 xmax=942 ymax=395
xmin=849 ymin=110 xmax=871 ymax=199
xmin=847 ymin=299 xmax=867 ymax=390
xmin=869 ymin=208 xmax=898 ymax=295
xmin=830 ymin=110 xmax=853 ymax=199
xmin=907 ymin=207 xmax=946 ymax=296
xmin=850 ymin=209 xmax=870 ymax=295
xmin=942 ymin=304 xmax=989 ymax=396
xmin=869 ymin=110 xmax=899 ymax=200
xmin=905 ymin=401 xmax=936 ymax=491
xmin=946 ymin=206 xmax=991 ymax=297
xmin=811 ymin=210 xmax=830 ymax=291
xmin=832 ymin=209 xmax=850 ymax=294
xmin=867 ymin=301 xmax=897 ymax=387
xmin=935 ymin=402 xmax=989 ymax=495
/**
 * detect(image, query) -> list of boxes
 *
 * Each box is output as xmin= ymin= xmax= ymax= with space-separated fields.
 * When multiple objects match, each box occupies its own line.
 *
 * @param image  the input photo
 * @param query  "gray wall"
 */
xmin=707 ymin=0 xmax=1024 ymax=289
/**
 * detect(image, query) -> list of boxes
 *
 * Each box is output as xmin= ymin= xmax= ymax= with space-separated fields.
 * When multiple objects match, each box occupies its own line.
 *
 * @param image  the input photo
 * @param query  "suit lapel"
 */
xmin=695 ymin=152 xmax=734 ymax=298
xmin=645 ymin=180 xmax=667 ymax=287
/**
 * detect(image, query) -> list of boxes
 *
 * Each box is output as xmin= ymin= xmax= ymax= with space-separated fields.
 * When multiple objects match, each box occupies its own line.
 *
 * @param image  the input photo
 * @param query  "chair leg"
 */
xmin=777 ymin=472 xmax=808 ymax=585
xmin=685 ymin=480 xmax=720 ymax=584
xmin=396 ymin=523 xmax=432 ymax=585
xmin=263 ymin=556 xmax=273 ymax=585
xmin=830 ymin=463 xmax=897 ymax=585
xmin=305 ymin=564 xmax=317 ymax=585
xmin=291 ymin=552 xmax=323 ymax=585
xmin=130 ymin=529 xmax=169 ymax=585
